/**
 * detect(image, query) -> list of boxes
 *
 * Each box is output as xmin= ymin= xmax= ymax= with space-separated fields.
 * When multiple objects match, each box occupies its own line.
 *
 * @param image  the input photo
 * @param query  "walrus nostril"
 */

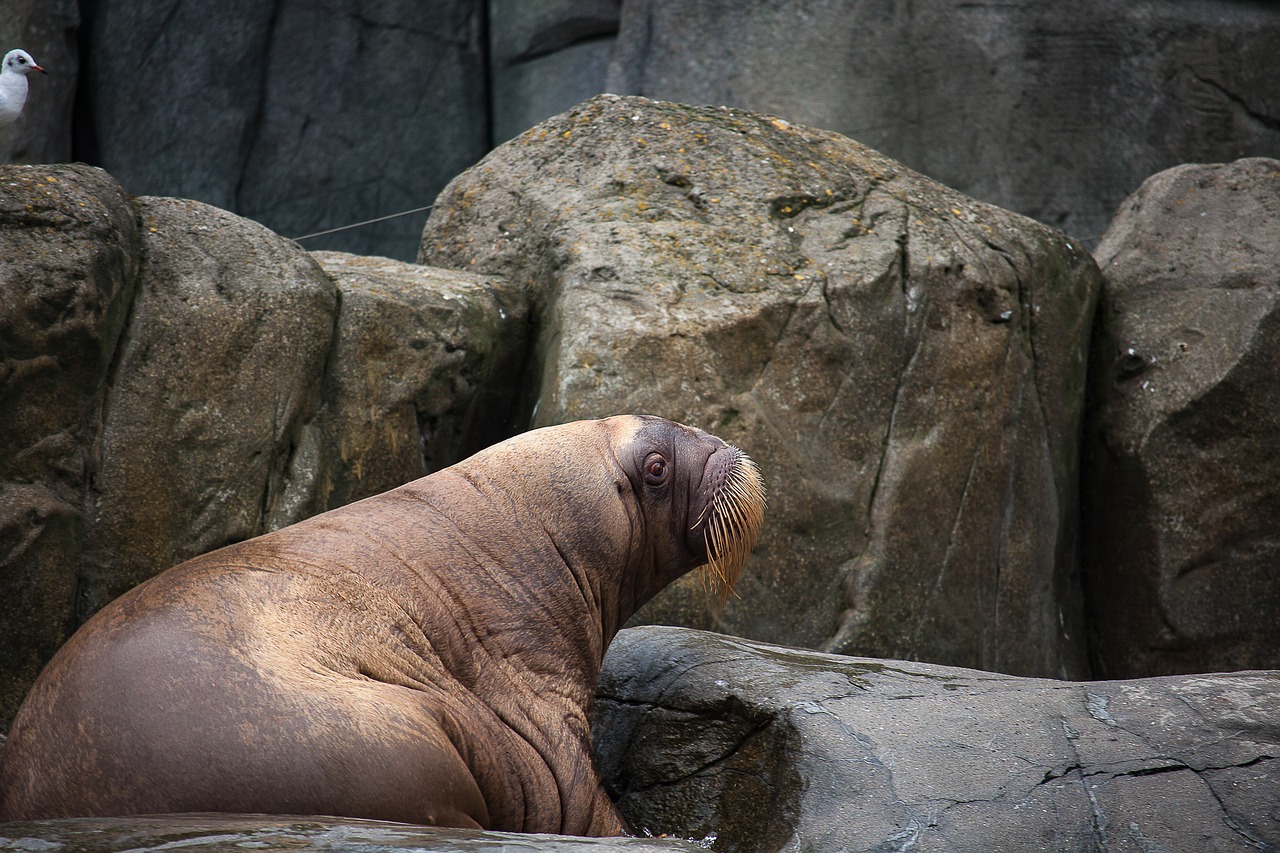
xmin=697 ymin=447 xmax=766 ymax=602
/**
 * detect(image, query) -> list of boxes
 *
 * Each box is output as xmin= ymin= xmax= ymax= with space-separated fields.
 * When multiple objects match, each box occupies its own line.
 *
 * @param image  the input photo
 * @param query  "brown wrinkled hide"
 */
xmin=0 ymin=416 xmax=764 ymax=836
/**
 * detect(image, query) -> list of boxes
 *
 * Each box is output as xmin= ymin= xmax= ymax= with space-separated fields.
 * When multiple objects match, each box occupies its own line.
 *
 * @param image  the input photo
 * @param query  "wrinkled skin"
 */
xmin=0 ymin=416 xmax=764 ymax=835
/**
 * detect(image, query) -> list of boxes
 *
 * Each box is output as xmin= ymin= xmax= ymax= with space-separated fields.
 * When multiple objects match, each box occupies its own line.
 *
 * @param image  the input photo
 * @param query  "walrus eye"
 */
xmin=643 ymin=454 xmax=668 ymax=486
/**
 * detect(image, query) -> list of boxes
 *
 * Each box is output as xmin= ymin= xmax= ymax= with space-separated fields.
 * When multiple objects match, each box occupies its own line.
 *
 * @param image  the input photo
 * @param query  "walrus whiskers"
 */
xmin=697 ymin=449 xmax=766 ymax=601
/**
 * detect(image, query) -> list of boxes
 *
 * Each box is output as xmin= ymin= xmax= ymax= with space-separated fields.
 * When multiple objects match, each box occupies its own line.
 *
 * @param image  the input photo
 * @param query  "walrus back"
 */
xmin=0 ymin=550 xmax=491 ymax=826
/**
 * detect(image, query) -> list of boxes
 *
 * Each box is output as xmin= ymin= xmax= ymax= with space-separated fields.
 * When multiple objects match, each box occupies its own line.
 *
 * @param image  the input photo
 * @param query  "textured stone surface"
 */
xmin=79 ymin=197 xmax=337 ymax=620
xmin=82 ymin=0 xmax=488 ymax=261
xmin=306 ymin=251 xmax=529 ymax=510
xmin=0 ymin=164 xmax=139 ymax=729
xmin=607 ymin=0 xmax=1280 ymax=247
xmin=1084 ymin=158 xmax=1280 ymax=678
xmin=421 ymin=94 xmax=1099 ymax=678
xmin=595 ymin=626 xmax=1280 ymax=852
xmin=0 ymin=814 xmax=704 ymax=852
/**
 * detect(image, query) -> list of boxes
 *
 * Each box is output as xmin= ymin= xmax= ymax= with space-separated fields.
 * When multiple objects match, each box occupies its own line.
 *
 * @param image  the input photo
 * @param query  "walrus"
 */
xmin=0 ymin=416 xmax=764 ymax=835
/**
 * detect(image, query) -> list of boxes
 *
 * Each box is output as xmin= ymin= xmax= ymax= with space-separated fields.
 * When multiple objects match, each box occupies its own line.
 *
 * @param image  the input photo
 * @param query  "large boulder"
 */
xmin=82 ymin=0 xmax=489 ymax=261
xmin=595 ymin=626 xmax=1280 ymax=851
xmin=0 ymin=164 xmax=139 ymax=730
xmin=305 ymin=251 xmax=530 ymax=511
xmin=606 ymin=1 xmax=1280 ymax=247
xmin=1084 ymin=158 xmax=1280 ymax=678
xmin=78 ymin=197 xmax=338 ymax=620
xmin=420 ymin=94 xmax=1099 ymax=679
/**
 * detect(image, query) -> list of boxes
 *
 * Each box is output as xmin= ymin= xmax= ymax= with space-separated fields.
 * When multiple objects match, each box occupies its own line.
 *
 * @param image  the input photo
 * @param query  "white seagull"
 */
xmin=0 ymin=49 xmax=46 ymax=127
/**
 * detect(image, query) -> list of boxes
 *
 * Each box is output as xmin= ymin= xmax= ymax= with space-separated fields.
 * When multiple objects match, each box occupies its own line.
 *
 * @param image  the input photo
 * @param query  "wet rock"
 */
xmin=1084 ymin=157 xmax=1280 ymax=677
xmin=595 ymin=625 xmax=1280 ymax=852
xmin=420 ymin=94 xmax=1099 ymax=679
xmin=0 ymin=813 xmax=704 ymax=852
xmin=0 ymin=164 xmax=139 ymax=729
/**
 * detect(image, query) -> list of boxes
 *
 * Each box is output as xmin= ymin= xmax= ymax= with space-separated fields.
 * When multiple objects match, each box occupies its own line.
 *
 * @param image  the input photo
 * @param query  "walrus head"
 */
xmin=613 ymin=416 xmax=766 ymax=605
xmin=437 ymin=415 xmax=764 ymax=641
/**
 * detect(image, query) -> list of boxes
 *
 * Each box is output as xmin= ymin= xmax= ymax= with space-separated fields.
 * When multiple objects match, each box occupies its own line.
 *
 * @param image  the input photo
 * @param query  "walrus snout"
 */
xmin=691 ymin=444 xmax=766 ymax=600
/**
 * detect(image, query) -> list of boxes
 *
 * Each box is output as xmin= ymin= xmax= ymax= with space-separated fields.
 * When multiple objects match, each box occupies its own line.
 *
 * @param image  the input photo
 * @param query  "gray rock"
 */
xmin=83 ymin=0 xmax=489 ymax=261
xmin=489 ymin=0 xmax=619 ymax=145
xmin=0 ymin=0 xmax=77 ymax=165
xmin=0 ymin=164 xmax=139 ymax=729
xmin=0 ymin=813 xmax=704 ymax=852
xmin=305 ymin=251 xmax=529 ymax=511
xmin=79 ymin=197 xmax=337 ymax=620
xmin=606 ymin=1 xmax=1280 ymax=247
xmin=1084 ymin=158 xmax=1280 ymax=678
xmin=420 ymin=94 xmax=1099 ymax=679
xmin=595 ymin=625 xmax=1280 ymax=852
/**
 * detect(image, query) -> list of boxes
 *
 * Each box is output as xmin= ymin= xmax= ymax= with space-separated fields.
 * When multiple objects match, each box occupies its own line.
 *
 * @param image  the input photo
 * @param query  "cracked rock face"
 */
xmin=1084 ymin=158 xmax=1280 ymax=678
xmin=420 ymin=94 xmax=1100 ymax=679
xmin=595 ymin=626 xmax=1280 ymax=852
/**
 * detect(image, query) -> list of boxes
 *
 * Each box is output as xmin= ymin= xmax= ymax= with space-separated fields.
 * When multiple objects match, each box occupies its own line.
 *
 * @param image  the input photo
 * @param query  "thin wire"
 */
xmin=290 ymin=204 xmax=435 ymax=241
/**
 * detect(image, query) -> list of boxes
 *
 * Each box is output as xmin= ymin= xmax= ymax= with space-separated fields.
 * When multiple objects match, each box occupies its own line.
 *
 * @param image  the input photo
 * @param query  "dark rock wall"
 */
xmin=4 ymin=1 xmax=1278 ymax=260
xmin=0 ymin=0 xmax=77 ymax=165
xmin=79 ymin=0 xmax=489 ymax=262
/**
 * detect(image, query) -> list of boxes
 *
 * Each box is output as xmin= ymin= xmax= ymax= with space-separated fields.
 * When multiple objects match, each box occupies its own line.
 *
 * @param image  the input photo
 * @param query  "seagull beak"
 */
xmin=32 ymin=64 xmax=46 ymax=74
